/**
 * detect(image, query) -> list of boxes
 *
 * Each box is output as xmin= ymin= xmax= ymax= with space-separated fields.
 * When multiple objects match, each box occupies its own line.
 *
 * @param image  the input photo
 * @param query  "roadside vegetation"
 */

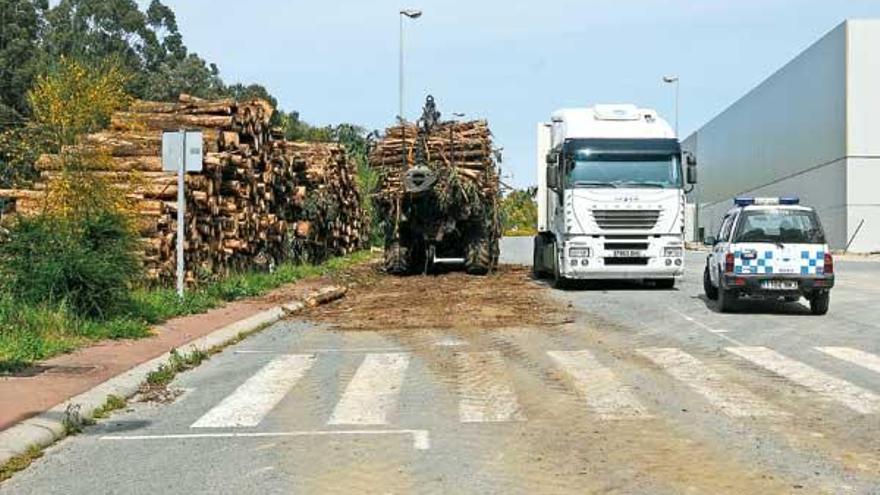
xmin=0 ymin=1 xmax=379 ymax=373
xmin=500 ymin=187 xmax=538 ymax=236
xmin=0 ymin=249 xmax=372 ymax=373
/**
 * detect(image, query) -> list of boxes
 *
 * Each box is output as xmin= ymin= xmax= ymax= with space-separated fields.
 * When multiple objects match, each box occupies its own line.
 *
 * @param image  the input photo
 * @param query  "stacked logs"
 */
xmin=370 ymin=120 xmax=499 ymax=205
xmin=0 ymin=95 xmax=364 ymax=283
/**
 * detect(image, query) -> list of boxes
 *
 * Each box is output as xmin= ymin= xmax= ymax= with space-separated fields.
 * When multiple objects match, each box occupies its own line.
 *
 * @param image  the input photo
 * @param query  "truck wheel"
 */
xmin=655 ymin=279 xmax=676 ymax=289
xmin=703 ymin=266 xmax=718 ymax=300
xmin=384 ymin=242 xmax=411 ymax=275
xmin=532 ymin=236 xmax=546 ymax=279
xmin=465 ymin=237 xmax=492 ymax=275
xmin=717 ymin=287 xmax=736 ymax=313
xmin=810 ymin=291 xmax=830 ymax=315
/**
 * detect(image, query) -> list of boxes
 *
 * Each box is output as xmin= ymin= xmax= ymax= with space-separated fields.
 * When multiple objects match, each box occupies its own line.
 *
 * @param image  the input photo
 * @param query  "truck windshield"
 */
xmin=733 ymin=209 xmax=826 ymax=244
xmin=567 ymin=151 xmax=681 ymax=189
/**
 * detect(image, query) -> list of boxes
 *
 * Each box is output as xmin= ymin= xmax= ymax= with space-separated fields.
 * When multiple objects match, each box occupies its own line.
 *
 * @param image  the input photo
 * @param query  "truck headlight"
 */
xmin=569 ymin=247 xmax=591 ymax=258
xmin=663 ymin=247 xmax=683 ymax=258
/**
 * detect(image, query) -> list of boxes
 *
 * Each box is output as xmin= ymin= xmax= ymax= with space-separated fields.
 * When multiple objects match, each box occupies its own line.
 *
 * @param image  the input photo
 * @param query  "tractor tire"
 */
xmin=384 ymin=242 xmax=411 ymax=275
xmin=465 ymin=236 xmax=493 ymax=275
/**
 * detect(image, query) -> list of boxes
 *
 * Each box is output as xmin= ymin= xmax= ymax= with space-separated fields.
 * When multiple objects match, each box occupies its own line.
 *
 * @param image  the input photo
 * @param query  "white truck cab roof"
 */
xmin=549 ymin=104 xmax=675 ymax=146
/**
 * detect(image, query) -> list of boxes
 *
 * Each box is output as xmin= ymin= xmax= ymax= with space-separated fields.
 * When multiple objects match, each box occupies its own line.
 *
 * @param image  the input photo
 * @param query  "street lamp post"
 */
xmin=663 ymin=75 xmax=679 ymax=137
xmin=399 ymin=9 xmax=423 ymax=122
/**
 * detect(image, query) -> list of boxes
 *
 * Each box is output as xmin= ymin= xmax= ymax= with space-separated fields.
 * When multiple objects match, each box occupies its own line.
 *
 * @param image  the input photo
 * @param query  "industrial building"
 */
xmin=684 ymin=19 xmax=880 ymax=252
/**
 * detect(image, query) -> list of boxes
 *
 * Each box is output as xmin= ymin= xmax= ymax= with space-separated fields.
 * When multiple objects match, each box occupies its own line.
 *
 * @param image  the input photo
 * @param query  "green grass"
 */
xmin=145 ymin=348 xmax=209 ymax=387
xmin=0 ymin=251 xmax=372 ymax=372
xmin=0 ymin=445 xmax=43 ymax=483
xmin=90 ymin=394 xmax=127 ymax=420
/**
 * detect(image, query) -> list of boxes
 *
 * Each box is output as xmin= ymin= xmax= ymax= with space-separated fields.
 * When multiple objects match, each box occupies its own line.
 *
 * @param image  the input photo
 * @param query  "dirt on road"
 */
xmin=311 ymin=264 xmax=571 ymax=331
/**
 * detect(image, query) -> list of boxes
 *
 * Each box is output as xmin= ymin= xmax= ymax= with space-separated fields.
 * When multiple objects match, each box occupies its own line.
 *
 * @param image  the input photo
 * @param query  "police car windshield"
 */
xmin=733 ymin=209 xmax=826 ymax=244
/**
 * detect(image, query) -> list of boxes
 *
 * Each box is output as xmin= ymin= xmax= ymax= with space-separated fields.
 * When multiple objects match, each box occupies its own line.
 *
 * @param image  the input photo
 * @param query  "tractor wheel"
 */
xmin=384 ymin=242 xmax=411 ymax=275
xmin=465 ymin=236 xmax=493 ymax=275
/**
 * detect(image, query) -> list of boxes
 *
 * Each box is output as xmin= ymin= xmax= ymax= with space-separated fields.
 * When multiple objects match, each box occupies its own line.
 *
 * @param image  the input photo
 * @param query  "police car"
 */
xmin=703 ymin=197 xmax=834 ymax=315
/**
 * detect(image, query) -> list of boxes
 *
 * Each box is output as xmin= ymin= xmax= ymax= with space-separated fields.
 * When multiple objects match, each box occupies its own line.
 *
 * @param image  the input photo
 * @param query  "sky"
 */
xmin=154 ymin=0 xmax=880 ymax=188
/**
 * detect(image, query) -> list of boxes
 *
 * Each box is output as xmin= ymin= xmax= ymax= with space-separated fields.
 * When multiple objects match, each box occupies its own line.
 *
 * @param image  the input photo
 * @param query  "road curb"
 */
xmin=0 ymin=286 xmax=346 ymax=467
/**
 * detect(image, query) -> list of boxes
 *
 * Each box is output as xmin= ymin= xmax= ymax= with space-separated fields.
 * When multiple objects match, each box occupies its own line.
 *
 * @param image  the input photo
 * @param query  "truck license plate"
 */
xmin=761 ymin=280 xmax=798 ymax=290
xmin=613 ymin=250 xmax=645 ymax=258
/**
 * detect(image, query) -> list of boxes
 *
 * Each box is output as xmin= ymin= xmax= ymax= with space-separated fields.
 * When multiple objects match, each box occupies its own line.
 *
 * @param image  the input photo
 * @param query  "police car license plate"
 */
xmin=761 ymin=280 xmax=798 ymax=290
xmin=613 ymin=250 xmax=645 ymax=257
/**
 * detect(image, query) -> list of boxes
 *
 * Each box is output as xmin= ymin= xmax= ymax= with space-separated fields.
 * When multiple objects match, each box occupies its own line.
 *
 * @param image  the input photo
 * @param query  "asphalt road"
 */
xmin=4 ymin=238 xmax=880 ymax=494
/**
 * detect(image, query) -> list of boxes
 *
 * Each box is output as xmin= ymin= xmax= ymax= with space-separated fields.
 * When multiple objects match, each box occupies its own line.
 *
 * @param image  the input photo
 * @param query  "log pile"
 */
xmin=370 ymin=120 xmax=499 ymax=205
xmin=1 ymin=94 xmax=365 ymax=283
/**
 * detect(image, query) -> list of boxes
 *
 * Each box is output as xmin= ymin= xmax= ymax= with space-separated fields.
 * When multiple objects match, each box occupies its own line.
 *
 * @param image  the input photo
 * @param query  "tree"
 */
xmin=0 ymin=0 xmax=48 ymax=119
xmin=29 ymin=57 xmax=130 ymax=147
xmin=500 ymin=188 xmax=538 ymax=236
xmin=140 ymin=53 xmax=226 ymax=102
xmin=40 ymin=0 xmax=224 ymax=102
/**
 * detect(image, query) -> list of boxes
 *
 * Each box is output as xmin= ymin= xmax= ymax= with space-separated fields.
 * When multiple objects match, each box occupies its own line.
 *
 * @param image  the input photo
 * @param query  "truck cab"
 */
xmin=703 ymin=197 xmax=834 ymax=315
xmin=534 ymin=104 xmax=697 ymax=287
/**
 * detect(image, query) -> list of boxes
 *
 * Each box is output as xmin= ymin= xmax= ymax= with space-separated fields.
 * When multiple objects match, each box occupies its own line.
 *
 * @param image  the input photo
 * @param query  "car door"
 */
xmin=710 ymin=213 xmax=735 ymax=284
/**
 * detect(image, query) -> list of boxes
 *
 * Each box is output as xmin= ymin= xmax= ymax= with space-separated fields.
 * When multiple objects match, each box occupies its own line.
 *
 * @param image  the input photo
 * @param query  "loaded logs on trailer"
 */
xmin=0 ymin=94 xmax=365 ymax=283
xmin=369 ymin=96 xmax=501 ymax=275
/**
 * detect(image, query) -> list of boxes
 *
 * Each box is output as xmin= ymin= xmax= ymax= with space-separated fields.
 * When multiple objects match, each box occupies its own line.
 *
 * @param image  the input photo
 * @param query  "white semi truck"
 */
xmin=533 ymin=104 xmax=697 ymax=288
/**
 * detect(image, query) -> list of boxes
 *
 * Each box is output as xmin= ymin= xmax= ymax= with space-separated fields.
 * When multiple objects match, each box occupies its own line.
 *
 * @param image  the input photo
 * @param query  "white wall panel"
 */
xmin=845 ymin=158 xmax=880 ymax=252
xmin=847 ymin=20 xmax=880 ymax=156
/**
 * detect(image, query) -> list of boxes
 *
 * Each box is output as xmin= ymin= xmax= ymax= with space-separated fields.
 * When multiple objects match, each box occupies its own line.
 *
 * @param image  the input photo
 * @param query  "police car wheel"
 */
xmin=718 ymin=288 xmax=736 ymax=313
xmin=703 ymin=265 xmax=718 ymax=300
xmin=810 ymin=291 xmax=830 ymax=316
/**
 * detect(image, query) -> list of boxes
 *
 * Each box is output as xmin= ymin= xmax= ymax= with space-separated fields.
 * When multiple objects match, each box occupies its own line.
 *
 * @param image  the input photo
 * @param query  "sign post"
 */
xmin=162 ymin=129 xmax=203 ymax=299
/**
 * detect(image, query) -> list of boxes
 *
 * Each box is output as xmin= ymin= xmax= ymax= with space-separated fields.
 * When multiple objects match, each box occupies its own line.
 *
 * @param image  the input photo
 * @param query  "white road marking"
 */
xmin=234 ymin=348 xmax=405 ymax=354
xmin=328 ymin=353 xmax=410 ymax=425
xmin=456 ymin=351 xmax=526 ymax=423
xmin=638 ymin=348 xmax=787 ymax=417
xmin=435 ymin=337 xmax=468 ymax=347
xmin=191 ymin=354 xmax=316 ymax=428
xmin=816 ymin=347 xmax=880 ymax=375
xmin=548 ymin=350 xmax=651 ymax=419
xmin=670 ymin=309 xmax=744 ymax=346
xmin=100 ymin=429 xmax=431 ymax=450
xmin=727 ymin=347 xmax=880 ymax=414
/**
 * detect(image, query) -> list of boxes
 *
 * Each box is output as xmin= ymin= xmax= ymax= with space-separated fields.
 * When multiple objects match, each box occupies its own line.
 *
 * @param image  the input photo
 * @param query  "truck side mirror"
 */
xmin=685 ymin=153 xmax=697 ymax=184
xmin=546 ymin=165 xmax=558 ymax=190
xmin=703 ymin=235 xmax=716 ymax=246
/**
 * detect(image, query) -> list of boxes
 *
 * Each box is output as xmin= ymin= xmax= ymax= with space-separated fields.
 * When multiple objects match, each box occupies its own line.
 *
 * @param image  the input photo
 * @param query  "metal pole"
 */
xmin=674 ymin=79 xmax=680 ymax=138
xmin=399 ymin=14 xmax=405 ymax=122
xmin=177 ymin=129 xmax=186 ymax=299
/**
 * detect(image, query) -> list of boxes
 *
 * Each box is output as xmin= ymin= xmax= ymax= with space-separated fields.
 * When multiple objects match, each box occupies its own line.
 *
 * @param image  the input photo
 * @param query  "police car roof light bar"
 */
xmin=733 ymin=197 xmax=800 ymax=207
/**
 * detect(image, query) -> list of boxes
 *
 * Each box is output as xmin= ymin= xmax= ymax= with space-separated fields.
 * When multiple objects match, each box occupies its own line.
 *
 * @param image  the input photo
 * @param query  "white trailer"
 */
xmin=533 ymin=104 xmax=697 ymax=287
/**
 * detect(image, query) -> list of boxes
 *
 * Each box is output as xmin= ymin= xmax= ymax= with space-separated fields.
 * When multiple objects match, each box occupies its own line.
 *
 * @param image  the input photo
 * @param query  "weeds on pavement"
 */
xmin=0 ymin=445 xmax=43 ymax=483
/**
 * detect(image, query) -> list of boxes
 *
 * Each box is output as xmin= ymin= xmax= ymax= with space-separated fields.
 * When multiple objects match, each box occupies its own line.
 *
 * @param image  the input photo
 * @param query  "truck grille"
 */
xmin=592 ymin=209 xmax=660 ymax=230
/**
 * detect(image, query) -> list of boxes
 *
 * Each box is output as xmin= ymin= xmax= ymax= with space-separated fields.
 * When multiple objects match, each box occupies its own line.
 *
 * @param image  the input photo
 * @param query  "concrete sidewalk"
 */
xmin=0 ymin=278 xmax=331 ymax=432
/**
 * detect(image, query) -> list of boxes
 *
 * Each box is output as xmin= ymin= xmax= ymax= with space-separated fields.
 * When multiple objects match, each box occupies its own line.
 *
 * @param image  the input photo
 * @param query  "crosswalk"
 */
xmin=189 ymin=346 xmax=880 ymax=430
